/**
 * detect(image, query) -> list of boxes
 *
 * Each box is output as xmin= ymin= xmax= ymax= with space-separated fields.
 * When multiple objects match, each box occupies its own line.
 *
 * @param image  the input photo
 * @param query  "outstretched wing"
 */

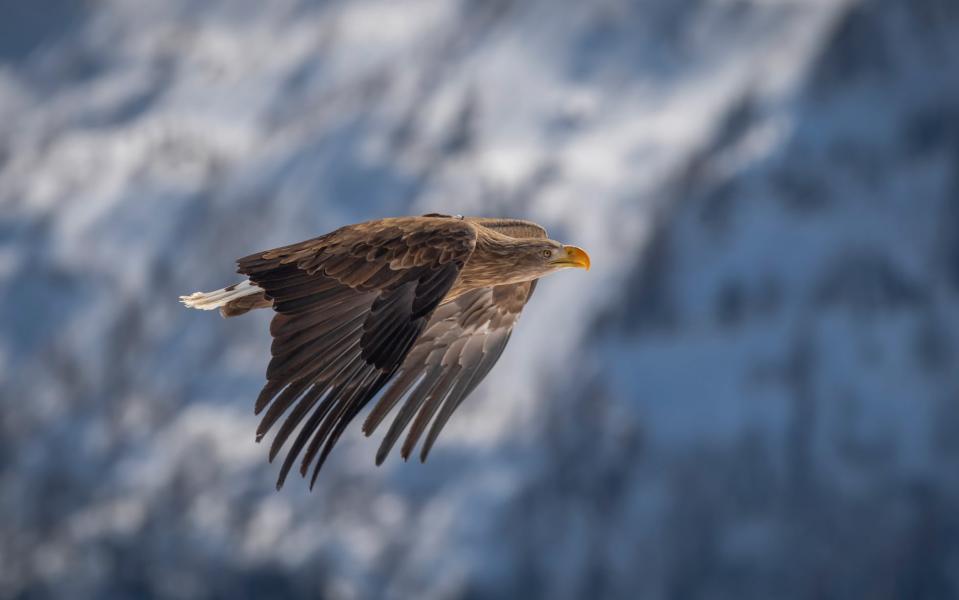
xmin=237 ymin=217 xmax=476 ymax=489
xmin=463 ymin=217 xmax=547 ymax=240
xmin=362 ymin=217 xmax=547 ymax=464
xmin=422 ymin=214 xmax=547 ymax=240
xmin=362 ymin=281 xmax=537 ymax=463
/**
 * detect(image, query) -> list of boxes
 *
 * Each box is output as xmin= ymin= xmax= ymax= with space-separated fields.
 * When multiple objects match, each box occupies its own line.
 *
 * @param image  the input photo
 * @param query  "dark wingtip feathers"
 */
xmin=374 ymin=445 xmax=390 ymax=467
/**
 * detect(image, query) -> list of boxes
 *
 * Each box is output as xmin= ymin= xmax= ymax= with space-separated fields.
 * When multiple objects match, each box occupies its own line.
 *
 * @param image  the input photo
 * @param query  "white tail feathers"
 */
xmin=180 ymin=279 xmax=263 ymax=311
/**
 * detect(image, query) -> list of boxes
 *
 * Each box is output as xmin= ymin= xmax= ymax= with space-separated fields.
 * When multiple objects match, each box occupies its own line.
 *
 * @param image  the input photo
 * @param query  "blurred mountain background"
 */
xmin=2 ymin=0 xmax=958 ymax=598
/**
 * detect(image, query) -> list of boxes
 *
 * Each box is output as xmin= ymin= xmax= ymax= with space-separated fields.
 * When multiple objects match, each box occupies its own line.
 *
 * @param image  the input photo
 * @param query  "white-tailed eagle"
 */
xmin=181 ymin=214 xmax=590 ymax=489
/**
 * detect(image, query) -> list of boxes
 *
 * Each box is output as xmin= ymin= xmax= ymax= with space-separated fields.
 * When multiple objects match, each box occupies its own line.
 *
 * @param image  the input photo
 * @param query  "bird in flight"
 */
xmin=181 ymin=214 xmax=590 ymax=489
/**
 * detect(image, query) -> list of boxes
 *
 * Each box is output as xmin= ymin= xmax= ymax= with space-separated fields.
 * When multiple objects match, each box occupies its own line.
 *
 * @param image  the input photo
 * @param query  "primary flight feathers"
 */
xmin=181 ymin=214 xmax=590 ymax=489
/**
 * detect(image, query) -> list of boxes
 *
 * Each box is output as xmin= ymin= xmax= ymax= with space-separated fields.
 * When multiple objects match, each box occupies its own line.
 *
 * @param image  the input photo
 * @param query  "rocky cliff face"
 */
xmin=2 ymin=0 xmax=957 ymax=598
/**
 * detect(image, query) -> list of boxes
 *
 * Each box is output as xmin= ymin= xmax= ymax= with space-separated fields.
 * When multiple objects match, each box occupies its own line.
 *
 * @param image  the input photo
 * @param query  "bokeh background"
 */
xmin=2 ymin=0 xmax=958 ymax=598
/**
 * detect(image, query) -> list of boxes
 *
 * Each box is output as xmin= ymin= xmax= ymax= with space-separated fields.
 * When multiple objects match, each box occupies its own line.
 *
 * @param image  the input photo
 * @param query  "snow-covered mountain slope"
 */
xmin=509 ymin=2 xmax=959 ymax=598
xmin=1 ymin=0 xmax=956 ymax=598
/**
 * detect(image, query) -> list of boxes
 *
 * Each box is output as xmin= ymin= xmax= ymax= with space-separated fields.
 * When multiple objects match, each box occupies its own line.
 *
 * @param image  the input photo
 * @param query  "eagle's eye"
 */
xmin=542 ymin=249 xmax=553 ymax=258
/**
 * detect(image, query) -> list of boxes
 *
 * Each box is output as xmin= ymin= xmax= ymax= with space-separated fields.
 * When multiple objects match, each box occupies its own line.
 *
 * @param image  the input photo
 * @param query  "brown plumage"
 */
xmin=180 ymin=214 xmax=590 ymax=489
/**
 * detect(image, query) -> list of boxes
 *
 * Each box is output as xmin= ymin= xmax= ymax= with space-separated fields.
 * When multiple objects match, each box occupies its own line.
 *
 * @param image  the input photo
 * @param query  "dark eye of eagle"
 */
xmin=542 ymin=249 xmax=553 ymax=258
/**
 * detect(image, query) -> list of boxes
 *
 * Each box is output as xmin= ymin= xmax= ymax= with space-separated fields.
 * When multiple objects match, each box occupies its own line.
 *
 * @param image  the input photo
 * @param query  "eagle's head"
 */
xmin=512 ymin=239 xmax=591 ymax=279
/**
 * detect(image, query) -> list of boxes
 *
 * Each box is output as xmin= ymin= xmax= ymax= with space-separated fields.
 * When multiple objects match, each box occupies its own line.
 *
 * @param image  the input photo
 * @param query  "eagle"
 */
xmin=181 ymin=214 xmax=590 ymax=489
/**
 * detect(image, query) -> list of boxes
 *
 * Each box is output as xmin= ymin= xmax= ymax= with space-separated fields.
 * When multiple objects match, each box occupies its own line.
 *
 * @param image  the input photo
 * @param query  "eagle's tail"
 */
xmin=179 ymin=279 xmax=271 ymax=317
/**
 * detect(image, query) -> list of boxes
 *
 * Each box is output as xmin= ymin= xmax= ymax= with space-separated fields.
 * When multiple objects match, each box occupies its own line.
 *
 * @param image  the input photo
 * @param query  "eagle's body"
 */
xmin=181 ymin=214 xmax=589 ymax=489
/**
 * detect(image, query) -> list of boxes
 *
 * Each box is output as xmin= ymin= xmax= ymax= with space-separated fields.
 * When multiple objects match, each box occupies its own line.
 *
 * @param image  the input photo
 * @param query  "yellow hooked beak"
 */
xmin=552 ymin=245 xmax=591 ymax=270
